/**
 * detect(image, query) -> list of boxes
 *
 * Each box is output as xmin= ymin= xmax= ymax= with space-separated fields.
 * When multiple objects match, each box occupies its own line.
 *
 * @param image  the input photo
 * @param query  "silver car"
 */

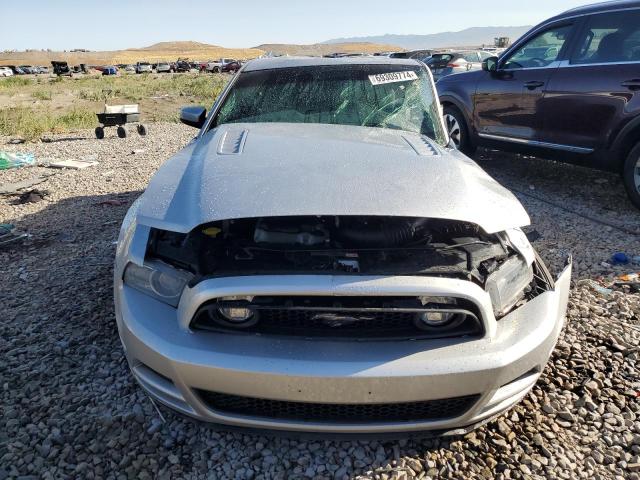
xmin=427 ymin=51 xmax=494 ymax=81
xmin=114 ymin=57 xmax=571 ymax=434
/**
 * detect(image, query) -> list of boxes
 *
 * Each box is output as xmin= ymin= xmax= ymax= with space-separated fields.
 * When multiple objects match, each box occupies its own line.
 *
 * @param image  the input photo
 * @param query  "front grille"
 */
xmin=191 ymin=296 xmax=483 ymax=340
xmin=197 ymin=390 xmax=480 ymax=423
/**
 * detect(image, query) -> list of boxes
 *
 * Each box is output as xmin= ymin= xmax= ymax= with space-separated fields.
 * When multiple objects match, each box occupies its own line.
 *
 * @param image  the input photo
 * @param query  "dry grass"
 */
xmin=0 ymin=73 xmax=230 ymax=140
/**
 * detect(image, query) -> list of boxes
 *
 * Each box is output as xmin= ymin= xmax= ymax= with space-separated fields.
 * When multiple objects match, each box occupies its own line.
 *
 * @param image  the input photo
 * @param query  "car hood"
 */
xmin=136 ymin=123 xmax=529 ymax=234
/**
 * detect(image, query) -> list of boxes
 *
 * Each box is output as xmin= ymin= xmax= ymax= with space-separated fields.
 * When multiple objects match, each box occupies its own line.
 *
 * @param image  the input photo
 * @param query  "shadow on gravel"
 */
xmin=473 ymin=148 xmax=640 ymax=230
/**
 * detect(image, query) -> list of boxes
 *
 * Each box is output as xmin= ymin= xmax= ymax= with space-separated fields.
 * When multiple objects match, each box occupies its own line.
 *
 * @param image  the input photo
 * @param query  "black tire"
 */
xmin=443 ymin=105 xmax=476 ymax=156
xmin=137 ymin=124 xmax=147 ymax=136
xmin=117 ymin=126 xmax=127 ymax=138
xmin=95 ymin=126 xmax=104 ymax=139
xmin=213 ymin=67 xmax=221 ymax=73
xmin=623 ymin=142 xmax=640 ymax=210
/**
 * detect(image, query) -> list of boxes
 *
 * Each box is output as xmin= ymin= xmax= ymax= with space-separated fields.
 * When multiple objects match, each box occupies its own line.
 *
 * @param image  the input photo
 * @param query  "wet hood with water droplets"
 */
xmin=136 ymin=123 xmax=530 ymax=234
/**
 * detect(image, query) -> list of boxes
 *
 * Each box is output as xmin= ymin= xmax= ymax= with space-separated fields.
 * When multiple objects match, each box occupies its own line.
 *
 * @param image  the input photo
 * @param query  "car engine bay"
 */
xmin=146 ymin=216 xmax=547 ymax=290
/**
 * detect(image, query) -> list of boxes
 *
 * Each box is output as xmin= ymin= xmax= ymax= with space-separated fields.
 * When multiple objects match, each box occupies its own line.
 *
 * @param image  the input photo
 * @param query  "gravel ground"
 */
xmin=1 ymin=124 xmax=639 ymax=480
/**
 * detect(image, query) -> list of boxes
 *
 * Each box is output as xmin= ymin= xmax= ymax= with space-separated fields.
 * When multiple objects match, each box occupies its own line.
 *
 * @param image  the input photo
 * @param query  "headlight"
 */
xmin=485 ymin=256 xmax=533 ymax=317
xmin=123 ymin=261 xmax=193 ymax=307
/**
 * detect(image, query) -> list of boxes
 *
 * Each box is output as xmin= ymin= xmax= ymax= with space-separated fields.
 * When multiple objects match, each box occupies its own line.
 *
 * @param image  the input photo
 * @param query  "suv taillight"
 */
xmin=447 ymin=63 xmax=462 ymax=68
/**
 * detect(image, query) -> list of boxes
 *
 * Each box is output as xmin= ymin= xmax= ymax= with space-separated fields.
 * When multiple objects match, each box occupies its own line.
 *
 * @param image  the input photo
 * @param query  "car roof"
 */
xmin=243 ymin=56 xmax=421 ymax=72
xmin=555 ymin=0 xmax=640 ymax=19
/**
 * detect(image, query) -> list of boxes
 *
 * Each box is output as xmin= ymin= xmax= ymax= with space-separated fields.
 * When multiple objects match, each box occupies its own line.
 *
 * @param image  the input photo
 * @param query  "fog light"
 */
xmin=218 ymin=307 xmax=254 ymax=323
xmin=418 ymin=311 xmax=455 ymax=327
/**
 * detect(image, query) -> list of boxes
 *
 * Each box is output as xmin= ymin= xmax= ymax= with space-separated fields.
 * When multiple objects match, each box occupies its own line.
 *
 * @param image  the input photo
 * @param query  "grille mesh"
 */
xmin=192 ymin=296 xmax=483 ymax=340
xmin=198 ymin=391 xmax=479 ymax=423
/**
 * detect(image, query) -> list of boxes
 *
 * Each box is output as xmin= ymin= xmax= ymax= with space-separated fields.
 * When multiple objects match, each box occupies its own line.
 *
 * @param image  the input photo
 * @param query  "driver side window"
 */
xmin=503 ymin=25 xmax=573 ymax=70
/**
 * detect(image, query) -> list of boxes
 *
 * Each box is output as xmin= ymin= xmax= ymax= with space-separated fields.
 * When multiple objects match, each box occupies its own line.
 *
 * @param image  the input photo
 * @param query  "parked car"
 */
xmin=114 ymin=56 xmax=571 ymax=434
xmin=36 ymin=66 xmax=49 ymax=74
xmin=124 ymin=64 xmax=136 ymax=73
xmin=5 ymin=65 xmax=24 ymax=75
xmin=437 ymin=0 xmax=640 ymax=208
xmin=19 ymin=65 xmax=36 ymax=74
xmin=136 ymin=62 xmax=153 ymax=74
xmin=206 ymin=58 xmax=238 ymax=73
xmin=102 ymin=66 xmax=118 ymax=76
xmin=426 ymin=51 xmax=493 ymax=81
xmin=0 ymin=66 xmax=13 ymax=77
xmin=389 ymin=49 xmax=433 ymax=60
xmin=51 ymin=61 xmax=72 ymax=76
xmin=156 ymin=62 xmax=172 ymax=73
xmin=174 ymin=59 xmax=191 ymax=72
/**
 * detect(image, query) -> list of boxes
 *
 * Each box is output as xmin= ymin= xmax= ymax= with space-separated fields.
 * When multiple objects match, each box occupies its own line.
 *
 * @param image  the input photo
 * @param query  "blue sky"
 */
xmin=1 ymin=0 xmax=587 ymax=50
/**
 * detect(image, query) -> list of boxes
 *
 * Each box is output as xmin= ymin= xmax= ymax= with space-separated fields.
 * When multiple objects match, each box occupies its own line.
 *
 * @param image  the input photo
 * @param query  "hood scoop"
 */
xmin=402 ymin=135 xmax=439 ymax=156
xmin=217 ymin=129 xmax=248 ymax=155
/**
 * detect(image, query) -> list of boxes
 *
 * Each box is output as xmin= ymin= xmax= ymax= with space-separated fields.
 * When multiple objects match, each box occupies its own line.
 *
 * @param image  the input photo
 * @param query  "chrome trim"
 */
xmin=500 ymin=60 xmax=563 ymax=72
xmin=559 ymin=59 xmax=640 ymax=68
xmin=478 ymin=133 xmax=594 ymax=154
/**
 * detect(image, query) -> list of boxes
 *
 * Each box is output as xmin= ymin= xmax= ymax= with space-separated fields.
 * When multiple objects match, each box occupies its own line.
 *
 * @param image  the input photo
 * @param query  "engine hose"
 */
xmin=337 ymin=218 xmax=429 ymax=247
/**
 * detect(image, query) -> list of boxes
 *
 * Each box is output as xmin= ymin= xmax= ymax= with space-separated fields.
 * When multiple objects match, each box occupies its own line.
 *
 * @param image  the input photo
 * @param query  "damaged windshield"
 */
xmin=212 ymin=64 xmax=447 ymax=144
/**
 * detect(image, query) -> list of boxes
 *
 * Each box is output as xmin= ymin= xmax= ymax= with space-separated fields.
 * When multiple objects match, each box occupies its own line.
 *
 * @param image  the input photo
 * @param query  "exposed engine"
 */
xmin=147 ymin=216 xmax=516 ymax=285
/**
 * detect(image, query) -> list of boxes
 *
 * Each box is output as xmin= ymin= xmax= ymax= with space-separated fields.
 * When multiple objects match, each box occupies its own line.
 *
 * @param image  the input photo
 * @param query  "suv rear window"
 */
xmin=427 ymin=54 xmax=454 ymax=64
xmin=571 ymin=10 xmax=640 ymax=64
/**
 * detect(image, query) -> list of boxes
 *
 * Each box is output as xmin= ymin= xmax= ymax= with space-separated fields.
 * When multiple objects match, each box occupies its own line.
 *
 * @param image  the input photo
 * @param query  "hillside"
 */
xmin=0 ymin=41 xmax=264 ymax=66
xmin=323 ymin=26 xmax=532 ymax=50
xmin=253 ymin=42 xmax=402 ymax=57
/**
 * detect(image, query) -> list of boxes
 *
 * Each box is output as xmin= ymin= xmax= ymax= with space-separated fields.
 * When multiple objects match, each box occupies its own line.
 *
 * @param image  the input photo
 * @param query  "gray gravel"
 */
xmin=1 ymin=125 xmax=639 ymax=479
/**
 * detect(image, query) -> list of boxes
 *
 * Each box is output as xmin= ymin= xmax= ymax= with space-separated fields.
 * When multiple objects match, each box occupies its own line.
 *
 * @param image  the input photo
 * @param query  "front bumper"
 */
xmin=114 ymin=266 xmax=571 ymax=434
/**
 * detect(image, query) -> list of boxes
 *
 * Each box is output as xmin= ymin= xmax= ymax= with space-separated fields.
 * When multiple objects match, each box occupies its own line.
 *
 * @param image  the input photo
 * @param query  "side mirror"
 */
xmin=482 ymin=56 xmax=499 ymax=72
xmin=180 ymin=106 xmax=207 ymax=129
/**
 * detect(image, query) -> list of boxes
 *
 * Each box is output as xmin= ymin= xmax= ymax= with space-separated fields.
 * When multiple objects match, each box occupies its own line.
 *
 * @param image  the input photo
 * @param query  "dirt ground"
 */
xmin=0 ymin=125 xmax=638 ymax=479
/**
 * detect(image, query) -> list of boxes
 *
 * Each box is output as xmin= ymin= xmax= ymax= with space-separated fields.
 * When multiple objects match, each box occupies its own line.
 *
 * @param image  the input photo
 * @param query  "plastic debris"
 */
xmin=0 ymin=173 xmax=57 ymax=195
xmin=48 ymin=158 xmax=98 ymax=169
xmin=16 ymin=189 xmax=49 ymax=204
xmin=611 ymin=252 xmax=630 ymax=265
xmin=0 ymin=224 xmax=28 ymax=247
xmin=0 ymin=151 xmax=36 ymax=170
xmin=619 ymin=273 xmax=639 ymax=282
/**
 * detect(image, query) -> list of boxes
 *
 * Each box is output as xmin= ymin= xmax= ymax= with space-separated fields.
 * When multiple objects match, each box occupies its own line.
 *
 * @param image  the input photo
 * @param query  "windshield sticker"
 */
xmin=368 ymin=71 xmax=418 ymax=86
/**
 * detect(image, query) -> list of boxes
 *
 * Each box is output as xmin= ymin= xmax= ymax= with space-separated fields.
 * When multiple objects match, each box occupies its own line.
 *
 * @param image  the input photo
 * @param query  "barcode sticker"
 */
xmin=368 ymin=71 xmax=418 ymax=85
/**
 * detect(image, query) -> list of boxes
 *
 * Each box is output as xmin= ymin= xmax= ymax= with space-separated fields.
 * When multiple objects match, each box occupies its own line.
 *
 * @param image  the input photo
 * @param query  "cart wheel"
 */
xmin=137 ymin=124 xmax=148 ymax=136
xmin=95 ymin=126 xmax=105 ymax=139
xmin=117 ymin=126 xmax=127 ymax=138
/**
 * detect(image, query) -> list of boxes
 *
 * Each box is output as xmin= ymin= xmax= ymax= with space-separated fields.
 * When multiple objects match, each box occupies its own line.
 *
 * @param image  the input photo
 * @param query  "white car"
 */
xmin=0 ymin=66 xmax=13 ymax=77
xmin=156 ymin=62 xmax=172 ymax=73
xmin=136 ymin=62 xmax=153 ymax=74
xmin=206 ymin=58 xmax=237 ymax=73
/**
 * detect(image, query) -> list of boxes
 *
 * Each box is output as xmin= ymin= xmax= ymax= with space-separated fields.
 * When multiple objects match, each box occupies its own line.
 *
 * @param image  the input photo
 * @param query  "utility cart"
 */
xmin=95 ymin=104 xmax=148 ymax=139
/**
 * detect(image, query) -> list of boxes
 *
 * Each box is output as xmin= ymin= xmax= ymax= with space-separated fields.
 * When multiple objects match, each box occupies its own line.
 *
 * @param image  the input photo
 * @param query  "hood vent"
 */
xmin=217 ymin=129 xmax=248 ymax=155
xmin=402 ymin=136 xmax=439 ymax=156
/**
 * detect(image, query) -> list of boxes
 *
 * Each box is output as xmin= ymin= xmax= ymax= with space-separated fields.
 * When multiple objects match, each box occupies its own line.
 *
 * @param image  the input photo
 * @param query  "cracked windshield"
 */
xmin=213 ymin=64 xmax=447 ymax=144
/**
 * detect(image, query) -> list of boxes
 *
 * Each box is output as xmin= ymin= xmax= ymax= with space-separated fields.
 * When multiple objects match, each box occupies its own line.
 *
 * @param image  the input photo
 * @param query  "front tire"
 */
xmin=117 ymin=126 xmax=127 ymax=138
xmin=443 ymin=106 xmax=476 ymax=156
xmin=623 ymin=142 xmax=640 ymax=210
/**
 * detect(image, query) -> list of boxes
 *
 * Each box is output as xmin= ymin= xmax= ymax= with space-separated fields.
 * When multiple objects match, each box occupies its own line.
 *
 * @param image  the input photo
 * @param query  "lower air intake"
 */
xmin=197 ymin=391 xmax=480 ymax=423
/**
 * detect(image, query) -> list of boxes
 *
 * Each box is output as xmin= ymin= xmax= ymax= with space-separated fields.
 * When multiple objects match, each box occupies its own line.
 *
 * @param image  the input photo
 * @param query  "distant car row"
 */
xmin=321 ymin=48 xmax=505 ymax=81
xmin=98 ymin=59 xmax=243 ymax=75
xmin=0 ymin=59 xmax=244 ymax=77
xmin=1 ymin=65 xmax=50 ymax=75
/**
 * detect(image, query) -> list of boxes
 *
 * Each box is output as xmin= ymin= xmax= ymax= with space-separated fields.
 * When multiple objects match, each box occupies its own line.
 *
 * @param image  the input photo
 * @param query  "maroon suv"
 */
xmin=437 ymin=0 xmax=640 ymax=208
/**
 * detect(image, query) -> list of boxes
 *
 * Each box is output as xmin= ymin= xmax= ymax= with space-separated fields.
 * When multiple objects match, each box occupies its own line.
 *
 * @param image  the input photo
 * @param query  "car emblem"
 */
xmin=311 ymin=313 xmax=373 ymax=327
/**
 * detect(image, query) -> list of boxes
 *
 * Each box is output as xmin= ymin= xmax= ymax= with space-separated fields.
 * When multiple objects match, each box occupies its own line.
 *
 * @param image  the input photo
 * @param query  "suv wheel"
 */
xmin=443 ymin=106 xmax=476 ymax=156
xmin=623 ymin=142 xmax=640 ymax=209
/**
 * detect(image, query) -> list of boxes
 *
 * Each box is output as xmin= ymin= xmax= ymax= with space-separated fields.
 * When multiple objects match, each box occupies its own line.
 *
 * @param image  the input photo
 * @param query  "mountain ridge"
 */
xmin=322 ymin=26 xmax=532 ymax=50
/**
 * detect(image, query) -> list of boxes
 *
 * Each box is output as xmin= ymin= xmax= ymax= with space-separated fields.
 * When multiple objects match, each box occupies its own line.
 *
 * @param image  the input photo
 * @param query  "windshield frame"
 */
xmin=203 ymin=62 xmax=448 ymax=146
